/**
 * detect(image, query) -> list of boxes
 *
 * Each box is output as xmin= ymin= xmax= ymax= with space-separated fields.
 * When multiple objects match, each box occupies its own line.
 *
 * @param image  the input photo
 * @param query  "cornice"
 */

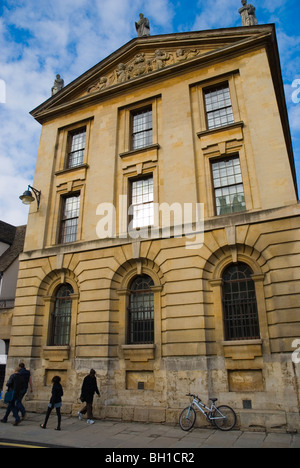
xmin=19 ymin=203 xmax=300 ymax=262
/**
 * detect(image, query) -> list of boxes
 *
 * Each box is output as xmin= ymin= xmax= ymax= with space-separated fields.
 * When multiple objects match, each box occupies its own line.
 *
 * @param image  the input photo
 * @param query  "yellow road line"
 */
xmin=0 ymin=441 xmax=47 ymax=448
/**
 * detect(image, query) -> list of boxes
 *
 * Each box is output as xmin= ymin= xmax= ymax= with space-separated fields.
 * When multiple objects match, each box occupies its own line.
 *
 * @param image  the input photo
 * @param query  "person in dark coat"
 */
xmin=78 ymin=369 xmax=100 ymax=425
xmin=1 ymin=368 xmax=25 ymax=426
xmin=40 ymin=376 xmax=63 ymax=431
xmin=18 ymin=362 xmax=33 ymax=419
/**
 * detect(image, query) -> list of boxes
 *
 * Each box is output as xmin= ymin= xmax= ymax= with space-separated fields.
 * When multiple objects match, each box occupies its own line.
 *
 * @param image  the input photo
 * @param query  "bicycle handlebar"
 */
xmin=186 ymin=393 xmax=201 ymax=401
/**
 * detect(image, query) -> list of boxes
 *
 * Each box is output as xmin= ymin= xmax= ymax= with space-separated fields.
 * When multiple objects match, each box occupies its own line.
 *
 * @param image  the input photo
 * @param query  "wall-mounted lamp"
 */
xmin=19 ymin=185 xmax=41 ymax=210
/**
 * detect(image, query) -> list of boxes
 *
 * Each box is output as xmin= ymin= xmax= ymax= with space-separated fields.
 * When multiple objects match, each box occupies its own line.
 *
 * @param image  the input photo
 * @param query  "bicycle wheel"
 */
xmin=179 ymin=406 xmax=196 ymax=431
xmin=212 ymin=405 xmax=237 ymax=431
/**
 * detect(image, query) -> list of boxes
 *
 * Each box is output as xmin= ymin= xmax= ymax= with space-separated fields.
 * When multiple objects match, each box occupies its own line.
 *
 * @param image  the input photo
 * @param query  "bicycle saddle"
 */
xmin=209 ymin=398 xmax=218 ymax=402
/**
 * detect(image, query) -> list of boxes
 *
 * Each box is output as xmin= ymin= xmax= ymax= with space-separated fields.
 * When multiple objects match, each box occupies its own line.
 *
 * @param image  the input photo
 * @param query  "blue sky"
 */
xmin=0 ymin=0 xmax=299 ymax=225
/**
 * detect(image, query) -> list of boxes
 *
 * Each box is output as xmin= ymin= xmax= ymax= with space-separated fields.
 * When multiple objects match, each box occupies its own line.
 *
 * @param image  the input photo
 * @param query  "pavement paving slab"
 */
xmin=233 ymin=431 xmax=267 ymax=448
xmin=1 ymin=408 xmax=299 ymax=449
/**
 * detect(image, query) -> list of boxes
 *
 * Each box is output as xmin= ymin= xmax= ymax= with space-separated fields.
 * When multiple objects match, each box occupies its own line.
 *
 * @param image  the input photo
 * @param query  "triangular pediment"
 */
xmin=84 ymin=46 xmax=213 ymax=95
xmin=31 ymin=25 xmax=275 ymax=123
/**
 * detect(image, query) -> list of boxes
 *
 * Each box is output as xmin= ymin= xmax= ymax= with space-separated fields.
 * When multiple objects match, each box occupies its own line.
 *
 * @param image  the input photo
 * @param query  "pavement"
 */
xmin=1 ymin=408 xmax=300 ymax=449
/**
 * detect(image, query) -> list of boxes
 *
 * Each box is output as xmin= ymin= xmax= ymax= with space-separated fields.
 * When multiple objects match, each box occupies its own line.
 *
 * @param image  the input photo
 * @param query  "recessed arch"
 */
xmin=38 ymin=269 xmax=79 ymax=298
xmin=128 ymin=274 xmax=155 ymax=344
xmin=36 ymin=268 xmax=80 ymax=351
xmin=110 ymin=258 xmax=164 ymax=350
xmin=222 ymin=262 xmax=260 ymax=340
xmin=49 ymin=283 xmax=74 ymax=346
xmin=203 ymin=243 xmax=270 ymax=349
xmin=112 ymin=258 xmax=164 ymax=293
xmin=207 ymin=244 xmax=269 ymax=281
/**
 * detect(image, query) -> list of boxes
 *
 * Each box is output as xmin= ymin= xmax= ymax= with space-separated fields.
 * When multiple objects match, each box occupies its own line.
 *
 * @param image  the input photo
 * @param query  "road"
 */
xmin=0 ymin=438 xmax=64 ymax=448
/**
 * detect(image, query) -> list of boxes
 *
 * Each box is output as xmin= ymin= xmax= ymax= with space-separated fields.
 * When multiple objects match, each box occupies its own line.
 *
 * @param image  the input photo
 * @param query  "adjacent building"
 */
xmin=0 ymin=221 xmax=26 ymax=390
xmin=6 ymin=24 xmax=300 ymax=431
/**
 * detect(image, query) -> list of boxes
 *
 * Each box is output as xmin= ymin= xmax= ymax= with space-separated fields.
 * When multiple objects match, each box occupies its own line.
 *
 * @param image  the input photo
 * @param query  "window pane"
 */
xmin=51 ymin=284 xmax=73 ymax=346
xmin=211 ymin=157 xmax=246 ymax=216
xmin=67 ymin=129 xmax=86 ymax=168
xmin=132 ymin=108 xmax=153 ymax=150
xmin=204 ymin=84 xmax=234 ymax=130
xmin=131 ymin=177 xmax=154 ymax=228
xmin=222 ymin=263 xmax=260 ymax=340
xmin=60 ymin=194 xmax=80 ymax=243
xmin=128 ymin=275 xmax=154 ymax=344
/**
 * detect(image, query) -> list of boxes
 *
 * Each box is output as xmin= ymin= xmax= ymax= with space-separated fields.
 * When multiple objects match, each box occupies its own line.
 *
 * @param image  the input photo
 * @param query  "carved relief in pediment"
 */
xmin=87 ymin=47 xmax=203 ymax=95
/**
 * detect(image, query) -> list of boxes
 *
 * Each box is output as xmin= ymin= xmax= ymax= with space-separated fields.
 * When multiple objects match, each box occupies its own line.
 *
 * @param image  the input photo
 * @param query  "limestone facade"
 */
xmin=6 ymin=25 xmax=300 ymax=431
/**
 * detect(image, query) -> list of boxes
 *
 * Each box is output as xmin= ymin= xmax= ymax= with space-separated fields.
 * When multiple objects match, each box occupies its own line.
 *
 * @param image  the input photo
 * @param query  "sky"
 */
xmin=0 ymin=0 xmax=299 ymax=226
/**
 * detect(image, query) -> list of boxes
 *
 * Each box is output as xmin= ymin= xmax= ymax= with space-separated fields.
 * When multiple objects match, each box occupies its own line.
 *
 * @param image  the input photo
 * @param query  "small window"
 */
xmin=67 ymin=128 xmax=86 ymax=168
xmin=128 ymin=275 xmax=154 ymax=344
xmin=130 ymin=176 xmax=154 ymax=228
xmin=131 ymin=107 xmax=153 ymax=150
xmin=222 ymin=263 xmax=260 ymax=341
xmin=50 ymin=284 xmax=74 ymax=346
xmin=204 ymin=83 xmax=234 ymax=130
xmin=211 ymin=156 xmax=246 ymax=215
xmin=59 ymin=194 xmax=80 ymax=244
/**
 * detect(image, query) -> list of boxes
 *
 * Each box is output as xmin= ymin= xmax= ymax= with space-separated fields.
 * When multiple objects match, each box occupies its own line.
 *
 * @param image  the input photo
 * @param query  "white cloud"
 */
xmin=0 ymin=153 xmax=31 ymax=226
xmin=276 ymin=31 xmax=300 ymax=82
xmin=144 ymin=0 xmax=175 ymax=31
xmin=261 ymin=0 xmax=289 ymax=14
xmin=193 ymin=0 xmax=240 ymax=30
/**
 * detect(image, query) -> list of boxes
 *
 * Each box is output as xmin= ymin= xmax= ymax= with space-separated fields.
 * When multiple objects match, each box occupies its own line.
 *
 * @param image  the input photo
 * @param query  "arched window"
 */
xmin=128 ymin=275 xmax=154 ymax=344
xmin=222 ymin=263 xmax=260 ymax=340
xmin=50 ymin=284 xmax=74 ymax=346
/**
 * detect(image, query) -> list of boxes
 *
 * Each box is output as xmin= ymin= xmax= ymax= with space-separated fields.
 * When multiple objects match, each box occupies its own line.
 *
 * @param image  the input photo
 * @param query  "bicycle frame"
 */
xmin=189 ymin=396 xmax=225 ymax=421
xmin=180 ymin=393 xmax=237 ymax=432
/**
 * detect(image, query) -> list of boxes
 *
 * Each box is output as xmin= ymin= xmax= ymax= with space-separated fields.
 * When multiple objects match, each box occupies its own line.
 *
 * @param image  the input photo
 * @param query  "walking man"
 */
xmin=1 ymin=367 xmax=25 ymax=426
xmin=78 ymin=369 xmax=100 ymax=425
xmin=18 ymin=362 xmax=33 ymax=419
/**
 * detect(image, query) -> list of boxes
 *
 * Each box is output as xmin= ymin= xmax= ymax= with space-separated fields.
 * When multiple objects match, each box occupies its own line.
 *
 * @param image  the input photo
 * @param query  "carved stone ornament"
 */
xmin=87 ymin=48 xmax=202 ymax=94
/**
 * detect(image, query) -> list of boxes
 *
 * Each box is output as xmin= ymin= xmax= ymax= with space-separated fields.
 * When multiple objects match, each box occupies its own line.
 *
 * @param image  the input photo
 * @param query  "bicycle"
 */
xmin=179 ymin=393 xmax=237 ymax=432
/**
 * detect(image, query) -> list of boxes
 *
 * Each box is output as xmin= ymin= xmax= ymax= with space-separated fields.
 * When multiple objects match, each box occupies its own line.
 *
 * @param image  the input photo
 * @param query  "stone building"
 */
xmin=7 ymin=24 xmax=300 ymax=431
xmin=0 ymin=222 xmax=26 ymax=389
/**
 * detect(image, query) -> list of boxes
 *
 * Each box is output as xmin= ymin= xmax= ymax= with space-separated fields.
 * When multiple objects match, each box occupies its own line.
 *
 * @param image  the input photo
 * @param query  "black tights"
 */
xmin=43 ymin=405 xmax=61 ymax=429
